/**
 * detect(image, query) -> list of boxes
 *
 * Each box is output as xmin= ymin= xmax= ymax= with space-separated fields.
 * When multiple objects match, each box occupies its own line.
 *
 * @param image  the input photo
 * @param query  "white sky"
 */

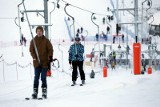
xmin=0 ymin=0 xmax=160 ymax=42
xmin=0 ymin=0 xmax=110 ymax=41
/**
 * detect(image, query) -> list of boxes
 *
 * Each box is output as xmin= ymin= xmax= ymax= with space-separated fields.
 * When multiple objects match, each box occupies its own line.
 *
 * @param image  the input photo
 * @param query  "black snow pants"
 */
xmin=72 ymin=61 xmax=85 ymax=81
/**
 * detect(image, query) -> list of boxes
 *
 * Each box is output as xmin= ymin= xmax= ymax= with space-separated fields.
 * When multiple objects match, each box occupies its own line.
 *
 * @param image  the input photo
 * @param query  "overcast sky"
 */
xmin=0 ymin=0 xmax=110 ymax=41
xmin=0 ymin=0 xmax=160 ymax=42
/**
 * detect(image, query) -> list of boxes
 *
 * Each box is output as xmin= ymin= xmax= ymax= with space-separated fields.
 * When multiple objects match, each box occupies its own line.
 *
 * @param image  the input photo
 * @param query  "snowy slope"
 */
xmin=1 ymin=0 xmax=160 ymax=107
xmin=0 ymin=42 xmax=160 ymax=107
xmin=1 ymin=71 xmax=160 ymax=107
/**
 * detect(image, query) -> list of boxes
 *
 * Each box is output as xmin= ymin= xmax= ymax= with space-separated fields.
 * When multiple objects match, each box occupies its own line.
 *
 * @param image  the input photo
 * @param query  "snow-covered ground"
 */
xmin=0 ymin=42 xmax=160 ymax=107
xmin=1 ymin=69 xmax=160 ymax=107
xmin=1 ymin=0 xmax=160 ymax=107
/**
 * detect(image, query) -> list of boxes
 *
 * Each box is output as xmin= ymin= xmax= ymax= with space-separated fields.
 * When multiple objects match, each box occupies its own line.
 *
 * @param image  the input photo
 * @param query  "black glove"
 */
xmin=69 ymin=60 xmax=72 ymax=65
xmin=75 ymin=54 xmax=78 ymax=58
xmin=48 ymin=56 xmax=53 ymax=63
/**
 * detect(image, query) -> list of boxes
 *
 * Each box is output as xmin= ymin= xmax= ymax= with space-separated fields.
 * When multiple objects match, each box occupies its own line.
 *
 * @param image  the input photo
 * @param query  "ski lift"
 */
xmin=147 ymin=1 xmax=151 ymax=6
xmin=56 ymin=0 xmax=60 ymax=9
xmin=57 ymin=4 xmax=60 ymax=8
xmin=93 ymin=16 xmax=96 ymax=20
xmin=21 ymin=12 xmax=24 ymax=22
xmin=118 ymin=44 xmax=121 ymax=49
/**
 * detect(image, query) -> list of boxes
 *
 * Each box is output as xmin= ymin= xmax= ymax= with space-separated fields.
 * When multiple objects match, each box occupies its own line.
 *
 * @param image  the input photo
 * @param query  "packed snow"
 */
xmin=1 ymin=0 xmax=160 ymax=107
xmin=0 ymin=42 xmax=160 ymax=107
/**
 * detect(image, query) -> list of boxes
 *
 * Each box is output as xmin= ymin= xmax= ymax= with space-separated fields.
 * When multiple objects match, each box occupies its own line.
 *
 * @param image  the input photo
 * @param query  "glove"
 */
xmin=69 ymin=60 xmax=72 ymax=65
xmin=75 ymin=54 xmax=78 ymax=58
xmin=48 ymin=56 xmax=53 ymax=63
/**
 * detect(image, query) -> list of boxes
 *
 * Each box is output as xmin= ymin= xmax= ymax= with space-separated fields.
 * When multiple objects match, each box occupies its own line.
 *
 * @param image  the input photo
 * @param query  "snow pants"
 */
xmin=72 ymin=61 xmax=85 ymax=81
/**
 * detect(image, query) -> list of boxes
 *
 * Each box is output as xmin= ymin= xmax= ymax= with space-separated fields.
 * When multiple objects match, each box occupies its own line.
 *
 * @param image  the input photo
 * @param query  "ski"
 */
xmin=71 ymin=81 xmax=85 ymax=86
xmin=71 ymin=84 xmax=76 ymax=86
xmin=71 ymin=84 xmax=84 ymax=86
xmin=25 ymin=97 xmax=43 ymax=100
xmin=80 ymin=84 xmax=83 ymax=86
xmin=42 ymin=95 xmax=47 ymax=99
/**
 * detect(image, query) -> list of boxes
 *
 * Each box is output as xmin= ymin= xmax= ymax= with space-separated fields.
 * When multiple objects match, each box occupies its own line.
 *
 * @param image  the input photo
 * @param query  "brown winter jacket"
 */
xmin=29 ymin=35 xmax=53 ymax=68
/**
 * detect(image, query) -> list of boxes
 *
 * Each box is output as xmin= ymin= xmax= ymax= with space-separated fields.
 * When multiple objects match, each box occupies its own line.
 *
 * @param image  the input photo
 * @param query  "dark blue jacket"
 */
xmin=69 ymin=43 xmax=84 ymax=61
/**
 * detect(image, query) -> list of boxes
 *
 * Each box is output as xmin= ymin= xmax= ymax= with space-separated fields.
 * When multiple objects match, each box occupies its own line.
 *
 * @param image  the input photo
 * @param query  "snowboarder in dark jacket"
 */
xmin=69 ymin=37 xmax=85 ymax=86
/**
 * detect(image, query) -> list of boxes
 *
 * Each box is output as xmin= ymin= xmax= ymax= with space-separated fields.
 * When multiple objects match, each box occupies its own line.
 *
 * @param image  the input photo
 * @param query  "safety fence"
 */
xmin=0 ymin=56 xmax=74 ymax=82
xmin=0 ymin=41 xmax=19 ymax=48
xmin=0 ymin=59 xmax=33 ymax=82
xmin=0 ymin=57 xmax=103 ymax=82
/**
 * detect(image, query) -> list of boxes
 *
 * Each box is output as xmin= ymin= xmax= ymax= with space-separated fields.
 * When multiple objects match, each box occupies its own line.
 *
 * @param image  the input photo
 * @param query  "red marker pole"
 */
xmin=133 ymin=43 xmax=141 ymax=75
xmin=148 ymin=67 xmax=152 ymax=74
xmin=103 ymin=66 xmax=107 ymax=77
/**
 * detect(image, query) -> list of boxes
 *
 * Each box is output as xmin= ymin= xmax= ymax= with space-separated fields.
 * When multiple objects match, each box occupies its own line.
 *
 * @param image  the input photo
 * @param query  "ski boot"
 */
xmin=80 ymin=80 xmax=85 ymax=86
xmin=71 ymin=81 xmax=76 ymax=86
xmin=42 ymin=88 xmax=47 ymax=99
xmin=32 ymin=88 xmax=38 ymax=99
xmin=82 ymin=80 xmax=85 ymax=84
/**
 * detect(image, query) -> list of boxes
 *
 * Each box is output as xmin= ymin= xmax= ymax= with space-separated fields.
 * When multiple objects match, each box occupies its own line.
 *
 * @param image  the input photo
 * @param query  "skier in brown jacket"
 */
xmin=30 ymin=26 xmax=53 ymax=99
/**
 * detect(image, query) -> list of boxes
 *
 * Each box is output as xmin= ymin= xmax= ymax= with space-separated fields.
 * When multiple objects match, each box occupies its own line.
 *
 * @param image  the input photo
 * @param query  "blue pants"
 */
xmin=33 ymin=66 xmax=48 ymax=89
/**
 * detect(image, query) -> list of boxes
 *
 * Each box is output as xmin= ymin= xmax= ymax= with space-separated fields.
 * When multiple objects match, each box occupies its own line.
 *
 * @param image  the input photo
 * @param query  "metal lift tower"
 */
xmin=23 ymin=0 xmax=50 ymax=39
